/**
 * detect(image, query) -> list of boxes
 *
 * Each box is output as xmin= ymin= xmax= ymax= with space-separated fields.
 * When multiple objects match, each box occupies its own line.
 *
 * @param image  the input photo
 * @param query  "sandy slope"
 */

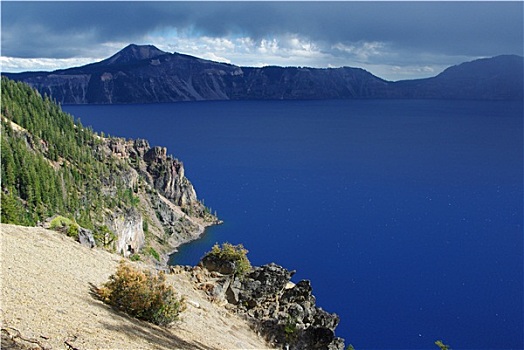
xmin=0 ymin=224 xmax=273 ymax=350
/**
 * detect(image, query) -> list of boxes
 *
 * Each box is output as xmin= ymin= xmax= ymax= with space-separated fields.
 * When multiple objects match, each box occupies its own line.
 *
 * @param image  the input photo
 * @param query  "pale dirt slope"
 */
xmin=0 ymin=224 xmax=273 ymax=350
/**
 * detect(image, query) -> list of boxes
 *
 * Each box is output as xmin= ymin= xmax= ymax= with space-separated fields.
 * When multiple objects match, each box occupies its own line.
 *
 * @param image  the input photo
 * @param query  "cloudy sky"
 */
xmin=1 ymin=1 xmax=523 ymax=81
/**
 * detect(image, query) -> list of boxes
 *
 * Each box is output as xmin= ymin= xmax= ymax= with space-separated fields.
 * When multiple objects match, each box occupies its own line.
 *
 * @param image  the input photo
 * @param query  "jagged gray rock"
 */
xmin=200 ymin=254 xmax=237 ymax=275
xmin=107 ymin=207 xmax=144 ymax=256
xmin=78 ymin=227 xmax=96 ymax=248
xmin=99 ymin=137 xmax=219 ymax=257
xmin=197 ymin=260 xmax=345 ymax=350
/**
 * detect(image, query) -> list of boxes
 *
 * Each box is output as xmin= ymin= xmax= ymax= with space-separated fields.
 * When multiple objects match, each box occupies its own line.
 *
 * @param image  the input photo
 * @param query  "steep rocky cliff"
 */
xmin=4 ymin=44 xmax=522 ymax=103
xmin=1 ymin=78 xmax=219 ymax=261
xmin=102 ymin=136 xmax=219 ymax=258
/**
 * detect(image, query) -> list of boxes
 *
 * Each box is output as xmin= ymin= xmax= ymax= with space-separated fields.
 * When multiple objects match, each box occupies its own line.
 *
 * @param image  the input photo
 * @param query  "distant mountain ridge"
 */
xmin=389 ymin=55 xmax=524 ymax=100
xmin=3 ymin=44 xmax=523 ymax=103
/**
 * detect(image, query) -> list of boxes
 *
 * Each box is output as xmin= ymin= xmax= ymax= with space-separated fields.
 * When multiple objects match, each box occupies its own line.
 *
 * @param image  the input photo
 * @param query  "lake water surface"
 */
xmin=64 ymin=99 xmax=523 ymax=350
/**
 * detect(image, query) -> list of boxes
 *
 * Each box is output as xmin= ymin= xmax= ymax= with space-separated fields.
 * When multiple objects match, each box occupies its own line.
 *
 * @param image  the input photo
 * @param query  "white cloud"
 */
xmin=1 ymin=2 xmax=520 ymax=81
xmin=151 ymin=32 xmax=332 ymax=68
xmin=257 ymin=38 xmax=280 ymax=55
xmin=1 ymin=32 xmax=473 ymax=81
xmin=199 ymin=52 xmax=232 ymax=64
xmin=332 ymin=41 xmax=387 ymax=62
xmin=363 ymin=63 xmax=447 ymax=82
xmin=0 ymin=56 xmax=100 ymax=73
xmin=201 ymin=37 xmax=235 ymax=51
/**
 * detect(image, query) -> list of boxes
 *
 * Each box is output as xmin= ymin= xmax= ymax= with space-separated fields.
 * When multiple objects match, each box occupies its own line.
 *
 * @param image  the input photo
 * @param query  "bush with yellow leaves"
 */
xmin=97 ymin=261 xmax=185 ymax=326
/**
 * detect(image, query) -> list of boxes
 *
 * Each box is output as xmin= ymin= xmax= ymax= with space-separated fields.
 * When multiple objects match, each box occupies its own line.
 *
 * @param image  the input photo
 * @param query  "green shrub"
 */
xmin=97 ymin=261 xmax=185 ymax=326
xmin=49 ymin=215 xmax=79 ymax=239
xmin=92 ymin=225 xmax=117 ymax=248
xmin=208 ymin=242 xmax=252 ymax=276
xmin=145 ymin=246 xmax=160 ymax=261
xmin=284 ymin=316 xmax=298 ymax=342
xmin=66 ymin=223 xmax=79 ymax=239
xmin=49 ymin=215 xmax=75 ymax=229
xmin=129 ymin=254 xmax=141 ymax=261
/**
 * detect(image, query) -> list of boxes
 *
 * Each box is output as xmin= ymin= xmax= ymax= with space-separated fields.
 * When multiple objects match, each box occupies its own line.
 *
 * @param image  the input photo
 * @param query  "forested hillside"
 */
xmin=1 ymin=78 xmax=108 ymax=226
xmin=1 ymin=77 xmax=218 ymax=258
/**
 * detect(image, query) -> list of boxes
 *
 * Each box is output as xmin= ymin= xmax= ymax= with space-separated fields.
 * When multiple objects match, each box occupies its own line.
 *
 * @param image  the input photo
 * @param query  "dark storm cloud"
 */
xmin=1 ymin=1 xmax=522 ymax=76
xmin=1 ymin=2 xmax=181 ymax=58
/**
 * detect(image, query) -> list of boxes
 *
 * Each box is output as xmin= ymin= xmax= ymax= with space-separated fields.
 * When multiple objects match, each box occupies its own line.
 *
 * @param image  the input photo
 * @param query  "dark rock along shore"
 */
xmin=195 ymin=257 xmax=345 ymax=350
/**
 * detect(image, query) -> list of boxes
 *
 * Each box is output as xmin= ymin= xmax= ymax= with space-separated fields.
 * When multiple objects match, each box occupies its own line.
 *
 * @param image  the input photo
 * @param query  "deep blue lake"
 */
xmin=64 ymin=99 xmax=523 ymax=350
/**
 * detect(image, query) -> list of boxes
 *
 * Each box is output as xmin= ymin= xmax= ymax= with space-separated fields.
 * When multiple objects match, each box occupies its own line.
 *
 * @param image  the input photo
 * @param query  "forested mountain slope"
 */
xmin=1 ymin=77 xmax=218 ymax=260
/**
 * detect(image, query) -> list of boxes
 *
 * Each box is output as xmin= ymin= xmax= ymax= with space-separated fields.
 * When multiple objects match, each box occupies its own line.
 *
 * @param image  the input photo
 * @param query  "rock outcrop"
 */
xmin=107 ymin=207 xmax=144 ymax=256
xmin=78 ymin=227 xmax=96 ymax=248
xmin=195 ymin=259 xmax=345 ymax=350
xmin=40 ymin=216 xmax=97 ymax=249
xmin=100 ymin=137 xmax=219 ymax=258
xmin=4 ymin=122 xmax=217 ymax=259
xmin=142 ymin=146 xmax=197 ymax=208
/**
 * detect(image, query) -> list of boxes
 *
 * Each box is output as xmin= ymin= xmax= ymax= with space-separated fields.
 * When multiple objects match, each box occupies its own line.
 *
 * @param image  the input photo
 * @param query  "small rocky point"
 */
xmin=190 ymin=256 xmax=346 ymax=350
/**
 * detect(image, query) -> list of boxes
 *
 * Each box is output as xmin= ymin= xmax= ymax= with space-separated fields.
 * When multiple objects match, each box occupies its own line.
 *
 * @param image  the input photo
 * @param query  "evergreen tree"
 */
xmin=0 ymin=77 xmax=163 ymax=250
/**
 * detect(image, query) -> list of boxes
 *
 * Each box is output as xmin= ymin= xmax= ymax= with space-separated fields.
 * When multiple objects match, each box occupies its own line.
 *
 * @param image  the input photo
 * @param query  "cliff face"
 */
xmin=109 ymin=208 xmax=144 ymax=257
xmin=102 ymin=137 xmax=218 ymax=257
xmin=142 ymin=145 xmax=198 ymax=207
xmin=4 ymin=44 xmax=522 ymax=103
xmin=1 ymin=77 xmax=219 ymax=261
